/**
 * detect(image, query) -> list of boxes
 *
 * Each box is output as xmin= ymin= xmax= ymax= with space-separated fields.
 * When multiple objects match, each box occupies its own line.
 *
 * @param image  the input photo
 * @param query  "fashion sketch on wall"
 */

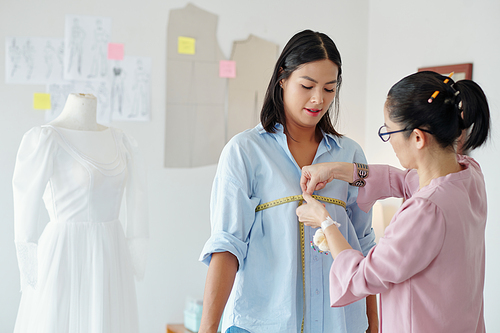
xmin=5 ymin=37 xmax=65 ymax=85
xmin=110 ymin=56 xmax=152 ymax=122
xmin=64 ymin=15 xmax=111 ymax=82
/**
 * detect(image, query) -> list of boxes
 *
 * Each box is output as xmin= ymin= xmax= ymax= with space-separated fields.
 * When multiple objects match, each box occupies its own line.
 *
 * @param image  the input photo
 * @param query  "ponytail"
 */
xmin=386 ymin=71 xmax=491 ymax=152
xmin=453 ymin=80 xmax=490 ymax=151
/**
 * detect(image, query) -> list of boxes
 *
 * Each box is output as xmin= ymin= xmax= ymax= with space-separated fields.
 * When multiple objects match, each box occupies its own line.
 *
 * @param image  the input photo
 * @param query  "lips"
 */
xmin=304 ymin=108 xmax=322 ymax=116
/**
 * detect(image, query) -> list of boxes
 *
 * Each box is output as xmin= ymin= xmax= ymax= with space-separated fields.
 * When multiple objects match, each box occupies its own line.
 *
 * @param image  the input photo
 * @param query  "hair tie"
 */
xmin=428 ymin=72 xmax=454 ymax=103
xmin=444 ymin=85 xmax=461 ymax=106
xmin=450 ymin=83 xmax=460 ymax=96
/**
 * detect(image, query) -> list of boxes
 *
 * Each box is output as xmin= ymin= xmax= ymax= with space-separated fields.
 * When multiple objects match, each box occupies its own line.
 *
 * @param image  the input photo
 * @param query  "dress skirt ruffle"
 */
xmin=14 ymin=220 xmax=138 ymax=333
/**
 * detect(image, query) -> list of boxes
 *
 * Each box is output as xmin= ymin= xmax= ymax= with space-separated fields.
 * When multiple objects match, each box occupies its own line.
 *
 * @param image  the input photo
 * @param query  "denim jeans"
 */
xmin=225 ymin=326 xmax=250 ymax=333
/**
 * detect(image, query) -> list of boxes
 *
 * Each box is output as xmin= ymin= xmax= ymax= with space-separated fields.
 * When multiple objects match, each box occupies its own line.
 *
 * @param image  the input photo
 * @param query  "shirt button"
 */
xmin=313 ymin=255 xmax=318 ymax=261
xmin=315 ymin=289 xmax=320 ymax=295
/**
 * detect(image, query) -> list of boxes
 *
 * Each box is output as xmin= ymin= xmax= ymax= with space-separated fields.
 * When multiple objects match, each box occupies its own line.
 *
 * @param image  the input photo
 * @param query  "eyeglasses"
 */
xmin=378 ymin=125 xmax=433 ymax=142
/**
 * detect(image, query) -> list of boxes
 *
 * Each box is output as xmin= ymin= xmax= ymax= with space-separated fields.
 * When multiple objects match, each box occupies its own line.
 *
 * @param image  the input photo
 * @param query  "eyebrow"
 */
xmin=299 ymin=76 xmax=337 ymax=84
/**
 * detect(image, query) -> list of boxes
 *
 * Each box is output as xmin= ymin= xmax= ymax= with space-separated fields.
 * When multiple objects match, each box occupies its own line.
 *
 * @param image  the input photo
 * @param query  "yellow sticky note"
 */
xmin=178 ymin=36 xmax=196 ymax=55
xmin=33 ymin=93 xmax=51 ymax=109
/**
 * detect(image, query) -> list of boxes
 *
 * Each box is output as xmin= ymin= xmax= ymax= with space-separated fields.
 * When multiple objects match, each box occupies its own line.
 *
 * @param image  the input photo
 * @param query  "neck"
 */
xmin=416 ymin=148 xmax=462 ymax=188
xmin=284 ymin=123 xmax=321 ymax=169
xmin=49 ymin=93 xmax=106 ymax=131
xmin=285 ymin=123 xmax=319 ymax=144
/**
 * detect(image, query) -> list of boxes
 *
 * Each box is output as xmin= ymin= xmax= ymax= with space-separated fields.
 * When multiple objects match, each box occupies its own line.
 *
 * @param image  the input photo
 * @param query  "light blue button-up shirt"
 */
xmin=200 ymin=123 xmax=375 ymax=333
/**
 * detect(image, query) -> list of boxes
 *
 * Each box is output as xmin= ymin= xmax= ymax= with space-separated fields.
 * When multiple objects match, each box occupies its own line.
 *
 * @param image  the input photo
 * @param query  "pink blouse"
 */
xmin=330 ymin=155 xmax=486 ymax=332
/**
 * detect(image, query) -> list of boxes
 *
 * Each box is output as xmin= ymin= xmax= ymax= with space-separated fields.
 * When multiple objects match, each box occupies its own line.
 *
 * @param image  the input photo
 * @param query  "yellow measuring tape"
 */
xmin=255 ymin=194 xmax=346 ymax=212
xmin=255 ymin=195 xmax=346 ymax=333
xmin=300 ymin=216 xmax=306 ymax=333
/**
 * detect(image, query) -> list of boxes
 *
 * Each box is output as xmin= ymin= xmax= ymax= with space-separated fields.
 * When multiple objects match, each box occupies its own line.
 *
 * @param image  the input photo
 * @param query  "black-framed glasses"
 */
xmin=378 ymin=125 xmax=433 ymax=142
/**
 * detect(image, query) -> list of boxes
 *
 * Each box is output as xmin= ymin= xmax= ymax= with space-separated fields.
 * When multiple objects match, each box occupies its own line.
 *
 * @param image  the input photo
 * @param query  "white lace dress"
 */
xmin=12 ymin=125 xmax=148 ymax=333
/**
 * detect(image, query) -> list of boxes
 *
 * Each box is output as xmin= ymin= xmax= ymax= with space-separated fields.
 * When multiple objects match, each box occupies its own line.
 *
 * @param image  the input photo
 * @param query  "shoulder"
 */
xmin=15 ymin=126 xmax=61 ymax=160
xmin=328 ymin=134 xmax=367 ymax=163
xmin=111 ymin=127 xmax=138 ymax=147
xmin=458 ymin=154 xmax=483 ymax=176
xmin=110 ymin=127 xmax=142 ymax=161
xmin=412 ymin=178 xmax=464 ymax=217
xmin=26 ymin=125 xmax=57 ymax=137
xmin=334 ymin=135 xmax=364 ymax=152
xmin=217 ymin=125 xmax=272 ymax=180
xmin=394 ymin=195 xmax=445 ymax=234
xmin=21 ymin=125 xmax=59 ymax=146
xmin=404 ymin=194 xmax=440 ymax=211
xmin=227 ymin=125 xmax=267 ymax=147
xmin=109 ymin=126 xmax=124 ymax=138
xmin=221 ymin=125 xmax=270 ymax=159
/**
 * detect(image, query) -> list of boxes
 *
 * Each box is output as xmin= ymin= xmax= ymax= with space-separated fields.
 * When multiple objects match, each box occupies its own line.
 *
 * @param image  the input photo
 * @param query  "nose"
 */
xmin=311 ymin=88 xmax=323 ymax=104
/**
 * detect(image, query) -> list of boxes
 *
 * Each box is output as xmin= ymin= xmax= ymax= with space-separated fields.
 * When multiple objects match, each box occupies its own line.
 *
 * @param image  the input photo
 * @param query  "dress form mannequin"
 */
xmin=13 ymin=94 xmax=147 ymax=333
xmin=49 ymin=93 xmax=107 ymax=131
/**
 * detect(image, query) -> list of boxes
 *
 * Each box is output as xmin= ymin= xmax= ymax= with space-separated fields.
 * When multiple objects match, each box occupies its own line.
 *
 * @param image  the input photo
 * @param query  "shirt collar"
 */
xmin=258 ymin=123 xmax=343 ymax=151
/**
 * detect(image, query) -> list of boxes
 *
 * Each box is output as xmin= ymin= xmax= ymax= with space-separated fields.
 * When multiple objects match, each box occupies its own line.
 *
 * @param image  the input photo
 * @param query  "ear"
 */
xmin=278 ymin=67 xmax=285 ymax=87
xmin=412 ymin=129 xmax=427 ymax=150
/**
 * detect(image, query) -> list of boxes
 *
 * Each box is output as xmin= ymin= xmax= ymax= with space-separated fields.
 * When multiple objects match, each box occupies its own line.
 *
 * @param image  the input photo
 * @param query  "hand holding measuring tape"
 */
xmin=296 ymin=192 xmax=330 ymax=229
xmin=300 ymin=162 xmax=356 ymax=194
xmin=298 ymin=162 xmax=365 ymax=257
xmin=297 ymin=192 xmax=352 ymax=258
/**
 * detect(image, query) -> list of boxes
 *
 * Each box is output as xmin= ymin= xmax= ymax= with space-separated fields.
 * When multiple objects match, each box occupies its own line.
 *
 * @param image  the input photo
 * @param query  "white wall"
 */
xmin=365 ymin=0 xmax=500 ymax=330
xmin=0 ymin=1 xmax=370 ymax=332
xmin=2 ymin=0 xmax=498 ymax=331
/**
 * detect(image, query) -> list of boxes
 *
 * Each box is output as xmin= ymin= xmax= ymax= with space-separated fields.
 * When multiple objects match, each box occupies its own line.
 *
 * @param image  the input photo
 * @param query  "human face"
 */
xmin=281 ymin=59 xmax=338 ymax=131
xmin=383 ymin=102 xmax=414 ymax=169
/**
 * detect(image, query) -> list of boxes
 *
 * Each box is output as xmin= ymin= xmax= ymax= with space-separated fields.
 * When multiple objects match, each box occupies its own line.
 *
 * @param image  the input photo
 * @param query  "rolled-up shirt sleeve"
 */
xmin=199 ymin=141 xmax=260 ymax=270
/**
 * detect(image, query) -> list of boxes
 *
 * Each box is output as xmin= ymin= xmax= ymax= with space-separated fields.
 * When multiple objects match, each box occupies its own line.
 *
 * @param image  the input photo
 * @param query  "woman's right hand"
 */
xmin=300 ymin=162 xmax=354 ymax=194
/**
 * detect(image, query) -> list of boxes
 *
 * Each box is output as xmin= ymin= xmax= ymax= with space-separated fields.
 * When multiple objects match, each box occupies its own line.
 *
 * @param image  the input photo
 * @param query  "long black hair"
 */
xmin=260 ymin=30 xmax=343 ymax=136
xmin=386 ymin=71 xmax=490 ymax=152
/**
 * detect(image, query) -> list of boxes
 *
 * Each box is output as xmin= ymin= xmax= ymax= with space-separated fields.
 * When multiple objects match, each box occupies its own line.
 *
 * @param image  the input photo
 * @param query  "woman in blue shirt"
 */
xmin=199 ymin=30 xmax=377 ymax=333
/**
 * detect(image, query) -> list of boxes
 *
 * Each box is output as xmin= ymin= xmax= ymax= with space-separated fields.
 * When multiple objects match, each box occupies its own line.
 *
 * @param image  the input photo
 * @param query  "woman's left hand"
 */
xmin=296 ymin=192 xmax=330 ymax=228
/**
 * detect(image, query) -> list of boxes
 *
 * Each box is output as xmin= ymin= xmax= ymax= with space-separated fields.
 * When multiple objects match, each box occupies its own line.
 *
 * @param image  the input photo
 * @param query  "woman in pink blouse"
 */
xmin=296 ymin=71 xmax=490 ymax=333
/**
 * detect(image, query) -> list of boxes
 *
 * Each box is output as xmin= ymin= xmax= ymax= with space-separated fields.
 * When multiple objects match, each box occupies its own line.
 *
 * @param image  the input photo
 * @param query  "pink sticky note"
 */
xmin=219 ymin=60 xmax=236 ymax=78
xmin=108 ymin=43 xmax=124 ymax=60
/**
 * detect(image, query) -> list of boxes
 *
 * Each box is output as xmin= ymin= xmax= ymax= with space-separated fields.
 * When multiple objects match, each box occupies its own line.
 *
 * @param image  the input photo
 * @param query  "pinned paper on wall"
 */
xmin=64 ymin=15 xmax=112 ymax=81
xmin=108 ymin=43 xmax=124 ymax=60
xmin=219 ymin=60 xmax=236 ymax=78
xmin=226 ymin=35 xmax=279 ymax=140
xmin=178 ymin=36 xmax=196 ymax=55
xmin=166 ymin=3 xmax=226 ymax=168
xmin=5 ymin=37 xmax=65 ymax=85
xmin=33 ymin=93 xmax=51 ymax=109
xmin=110 ymin=56 xmax=152 ymax=122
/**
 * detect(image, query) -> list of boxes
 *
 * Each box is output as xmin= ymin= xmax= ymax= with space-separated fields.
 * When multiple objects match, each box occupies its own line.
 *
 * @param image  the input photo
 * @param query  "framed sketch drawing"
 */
xmin=418 ymin=63 xmax=473 ymax=80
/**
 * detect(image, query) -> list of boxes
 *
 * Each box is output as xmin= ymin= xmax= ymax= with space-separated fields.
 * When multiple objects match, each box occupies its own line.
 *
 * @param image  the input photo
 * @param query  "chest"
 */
xmin=287 ymin=139 xmax=319 ymax=169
